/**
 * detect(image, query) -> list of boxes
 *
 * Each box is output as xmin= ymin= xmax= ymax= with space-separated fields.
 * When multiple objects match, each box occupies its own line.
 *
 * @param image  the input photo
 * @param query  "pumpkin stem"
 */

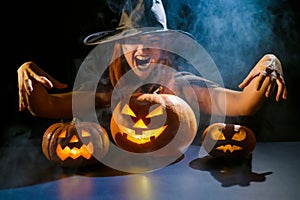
xmin=71 ymin=117 xmax=77 ymax=124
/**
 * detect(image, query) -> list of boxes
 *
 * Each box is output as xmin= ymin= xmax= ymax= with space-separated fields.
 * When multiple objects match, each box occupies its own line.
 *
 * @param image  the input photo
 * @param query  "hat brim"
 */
xmin=83 ymin=27 xmax=195 ymax=45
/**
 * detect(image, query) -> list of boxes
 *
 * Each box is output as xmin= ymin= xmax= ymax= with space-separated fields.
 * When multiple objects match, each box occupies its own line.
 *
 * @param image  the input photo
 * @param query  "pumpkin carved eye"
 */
xmin=81 ymin=130 xmax=91 ymax=137
xmin=58 ymin=130 xmax=67 ymax=138
xmin=210 ymin=126 xmax=226 ymax=140
xmin=116 ymin=103 xmax=168 ymax=144
xmin=69 ymin=135 xmax=79 ymax=143
xmin=232 ymin=129 xmax=247 ymax=141
xmin=121 ymin=104 xmax=136 ymax=117
xmin=42 ymin=119 xmax=110 ymax=168
xmin=110 ymin=94 xmax=197 ymax=154
xmin=202 ymin=123 xmax=256 ymax=158
xmin=146 ymin=105 xmax=163 ymax=118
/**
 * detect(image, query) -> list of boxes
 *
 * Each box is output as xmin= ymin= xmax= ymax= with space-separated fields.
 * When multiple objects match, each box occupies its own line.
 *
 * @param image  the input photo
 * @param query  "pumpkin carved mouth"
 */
xmin=110 ymin=91 xmax=197 ymax=154
xmin=202 ymin=123 xmax=256 ymax=158
xmin=54 ymin=130 xmax=95 ymax=161
xmin=56 ymin=142 xmax=94 ymax=160
xmin=42 ymin=118 xmax=110 ymax=168
xmin=112 ymin=102 xmax=169 ymax=145
xmin=216 ymin=144 xmax=243 ymax=153
xmin=118 ymin=124 xmax=168 ymax=144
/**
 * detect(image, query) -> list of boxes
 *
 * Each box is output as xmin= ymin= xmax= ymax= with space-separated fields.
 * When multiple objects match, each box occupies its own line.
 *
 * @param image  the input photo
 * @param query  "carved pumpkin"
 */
xmin=202 ymin=123 xmax=256 ymax=159
xmin=110 ymin=93 xmax=197 ymax=155
xmin=42 ymin=118 xmax=110 ymax=168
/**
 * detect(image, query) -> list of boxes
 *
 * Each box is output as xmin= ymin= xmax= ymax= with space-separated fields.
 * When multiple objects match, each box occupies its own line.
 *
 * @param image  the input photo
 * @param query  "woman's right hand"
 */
xmin=17 ymin=61 xmax=68 ymax=112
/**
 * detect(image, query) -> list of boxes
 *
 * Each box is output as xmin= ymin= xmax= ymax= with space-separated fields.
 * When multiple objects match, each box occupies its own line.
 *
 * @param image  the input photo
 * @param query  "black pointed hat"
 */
xmin=83 ymin=0 xmax=194 ymax=45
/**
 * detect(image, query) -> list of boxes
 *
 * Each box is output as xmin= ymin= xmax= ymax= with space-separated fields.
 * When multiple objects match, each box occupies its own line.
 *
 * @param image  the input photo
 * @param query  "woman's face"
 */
xmin=121 ymin=35 xmax=164 ymax=79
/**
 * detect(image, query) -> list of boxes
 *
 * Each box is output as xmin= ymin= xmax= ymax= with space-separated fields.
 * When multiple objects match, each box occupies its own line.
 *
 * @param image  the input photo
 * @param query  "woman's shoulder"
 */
xmin=174 ymin=70 xmax=219 ymax=88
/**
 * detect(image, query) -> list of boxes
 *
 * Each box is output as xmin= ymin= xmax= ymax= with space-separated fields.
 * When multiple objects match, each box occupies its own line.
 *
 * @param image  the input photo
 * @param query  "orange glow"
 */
xmin=232 ymin=129 xmax=247 ymax=141
xmin=216 ymin=144 xmax=243 ymax=153
xmin=70 ymin=135 xmax=79 ymax=143
xmin=81 ymin=130 xmax=91 ymax=137
xmin=145 ymin=105 xmax=163 ymax=118
xmin=121 ymin=104 xmax=136 ymax=117
xmin=119 ymin=124 xmax=168 ymax=144
xmin=56 ymin=143 xmax=94 ymax=160
xmin=210 ymin=126 xmax=226 ymax=140
xmin=133 ymin=119 xmax=148 ymax=129
xmin=58 ymin=130 xmax=67 ymax=138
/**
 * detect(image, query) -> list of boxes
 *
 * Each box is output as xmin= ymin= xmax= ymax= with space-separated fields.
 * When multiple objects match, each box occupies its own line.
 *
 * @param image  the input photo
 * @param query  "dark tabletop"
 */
xmin=0 ymin=139 xmax=299 ymax=200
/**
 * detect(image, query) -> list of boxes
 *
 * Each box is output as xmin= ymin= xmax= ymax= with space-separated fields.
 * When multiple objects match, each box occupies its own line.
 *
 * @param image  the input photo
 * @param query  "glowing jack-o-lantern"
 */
xmin=202 ymin=123 xmax=256 ymax=158
xmin=42 ymin=118 xmax=110 ymax=167
xmin=110 ymin=93 xmax=197 ymax=154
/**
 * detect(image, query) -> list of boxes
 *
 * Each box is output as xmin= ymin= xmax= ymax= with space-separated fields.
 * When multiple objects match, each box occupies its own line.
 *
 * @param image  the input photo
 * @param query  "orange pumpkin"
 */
xmin=202 ymin=123 xmax=256 ymax=159
xmin=42 ymin=118 xmax=110 ymax=168
xmin=110 ymin=93 xmax=197 ymax=155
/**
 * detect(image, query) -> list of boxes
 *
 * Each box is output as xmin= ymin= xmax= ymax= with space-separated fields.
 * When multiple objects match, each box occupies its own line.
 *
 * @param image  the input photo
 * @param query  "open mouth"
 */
xmin=118 ymin=124 xmax=168 ymax=144
xmin=56 ymin=142 xmax=94 ymax=160
xmin=135 ymin=55 xmax=152 ymax=71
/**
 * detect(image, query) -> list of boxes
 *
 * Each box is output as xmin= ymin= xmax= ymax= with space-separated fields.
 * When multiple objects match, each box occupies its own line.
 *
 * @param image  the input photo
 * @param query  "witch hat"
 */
xmin=83 ymin=0 xmax=194 ymax=45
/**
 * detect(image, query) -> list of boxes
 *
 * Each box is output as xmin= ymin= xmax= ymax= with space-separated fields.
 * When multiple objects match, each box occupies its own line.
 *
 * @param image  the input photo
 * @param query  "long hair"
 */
xmin=109 ymin=43 xmax=131 ymax=87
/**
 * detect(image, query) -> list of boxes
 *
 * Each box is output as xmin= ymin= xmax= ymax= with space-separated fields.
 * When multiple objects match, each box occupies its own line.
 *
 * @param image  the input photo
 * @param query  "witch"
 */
xmin=17 ymin=0 xmax=287 ymax=127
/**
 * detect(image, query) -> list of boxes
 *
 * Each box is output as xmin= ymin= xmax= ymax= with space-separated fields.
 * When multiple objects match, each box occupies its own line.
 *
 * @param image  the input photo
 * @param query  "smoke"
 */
xmin=0 ymin=123 xmax=63 ymax=188
xmin=161 ymin=0 xmax=299 ymax=141
xmin=163 ymin=0 xmax=298 ymax=88
xmin=100 ymin=0 xmax=299 ymax=141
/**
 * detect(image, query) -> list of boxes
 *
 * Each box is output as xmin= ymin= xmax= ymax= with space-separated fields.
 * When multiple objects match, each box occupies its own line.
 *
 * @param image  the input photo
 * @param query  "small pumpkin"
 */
xmin=202 ymin=123 xmax=256 ymax=159
xmin=42 ymin=118 xmax=110 ymax=168
xmin=110 ymin=93 xmax=197 ymax=155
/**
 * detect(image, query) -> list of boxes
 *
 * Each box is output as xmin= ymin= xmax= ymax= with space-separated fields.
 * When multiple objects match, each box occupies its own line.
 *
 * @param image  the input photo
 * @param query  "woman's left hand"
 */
xmin=239 ymin=54 xmax=287 ymax=102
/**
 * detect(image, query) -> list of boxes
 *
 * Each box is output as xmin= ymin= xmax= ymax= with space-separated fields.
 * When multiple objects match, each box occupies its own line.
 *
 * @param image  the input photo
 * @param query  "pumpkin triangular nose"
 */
xmin=133 ymin=119 xmax=148 ymax=129
xmin=70 ymin=135 xmax=79 ymax=143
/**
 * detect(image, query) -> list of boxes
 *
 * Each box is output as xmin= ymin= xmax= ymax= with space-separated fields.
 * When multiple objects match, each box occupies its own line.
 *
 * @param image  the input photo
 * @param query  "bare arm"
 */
xmin=23 ymin=80 xmax=73 ymax=118
xmin=17 ymin=61 xmax=70 ymax=118
xmin=17 ymin=61 xmax=110 ymax=119
xmin=192 ymin=54 xmax=287 ymax=116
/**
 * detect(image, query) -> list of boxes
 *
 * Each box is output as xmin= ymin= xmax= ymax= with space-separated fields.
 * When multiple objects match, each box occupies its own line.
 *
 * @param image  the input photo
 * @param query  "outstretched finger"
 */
xmin=239 ymin=71 xmax=259 ymax=89
xmin=34 ymin=74 xmax=67 ymax=90
xmin=265 ymin=79 xmax=276 ymax=98
xmin=23 ymin=66 xmax=53 ymax=89
xmin=19 ymin=87 xmax=28 ymax=111
xmin=18 ymin=70 xmax=33 ymax=95
xmin=283 ymin=87 xmax=288 ymax=100
xmin=18 ymin=89 xmax=25 ymax=111
xmin=24 ymin=62 xmax=68 ymax=90
xmin=276 ymin=80 xmax=283 ymax=101
xmin=256 ymin=73 xmax=267 ymax=91
xmin=24 ymin=79 xmax=33 ymax=95
xmin=275 ymin=79 xmax=287 ymax=101
xmin=36 ymin=76 xmax=53 ymax=89
xmin=51 ymin=78 xmax=68 ymax=89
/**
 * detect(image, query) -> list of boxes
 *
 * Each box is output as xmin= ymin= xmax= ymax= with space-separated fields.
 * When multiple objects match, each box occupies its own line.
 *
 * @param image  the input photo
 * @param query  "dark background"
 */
xmin=1 ymin=0 xmax=300 ymax=146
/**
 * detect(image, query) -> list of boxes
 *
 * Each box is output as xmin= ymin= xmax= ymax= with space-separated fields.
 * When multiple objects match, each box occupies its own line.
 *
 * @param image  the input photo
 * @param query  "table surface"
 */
xmin=0 ymin=140 xmax=299 ymax=200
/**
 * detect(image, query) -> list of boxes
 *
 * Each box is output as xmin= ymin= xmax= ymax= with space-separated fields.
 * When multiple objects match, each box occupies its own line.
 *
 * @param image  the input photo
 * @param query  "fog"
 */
xmin=163 ymin=0 xmax=298 ymax=88
xmin=1 ymin=0 xmax=299 ymax=188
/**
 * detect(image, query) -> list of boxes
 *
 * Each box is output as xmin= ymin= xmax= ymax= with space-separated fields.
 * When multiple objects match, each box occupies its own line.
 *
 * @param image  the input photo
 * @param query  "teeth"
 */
xmin=135 ymin=55 xmax=151 ymax=68
xmin=136 ymin=55 xmax=150 ymax=61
